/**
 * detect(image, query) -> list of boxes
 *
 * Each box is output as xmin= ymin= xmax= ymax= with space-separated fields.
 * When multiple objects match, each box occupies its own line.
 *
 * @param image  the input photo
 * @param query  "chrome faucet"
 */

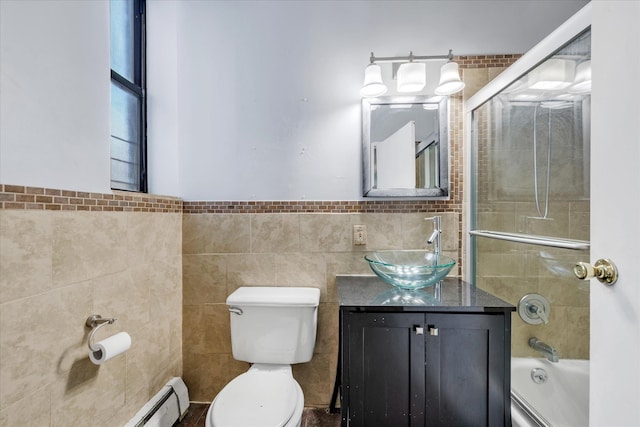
xmin=529 ymin=337 xmax=559 ymax=363
xmin=425 ymin=216 xmax=441 ymax=255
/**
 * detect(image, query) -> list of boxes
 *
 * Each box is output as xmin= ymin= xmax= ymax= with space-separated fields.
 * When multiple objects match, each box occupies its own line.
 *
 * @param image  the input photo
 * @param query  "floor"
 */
xmin=176 ymin=403 xmax=341 ymax=427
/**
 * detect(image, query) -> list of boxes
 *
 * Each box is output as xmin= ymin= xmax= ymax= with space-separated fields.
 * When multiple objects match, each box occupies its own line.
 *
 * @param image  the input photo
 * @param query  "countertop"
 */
xmin=337 ymin=275 xmax=515 ymax=313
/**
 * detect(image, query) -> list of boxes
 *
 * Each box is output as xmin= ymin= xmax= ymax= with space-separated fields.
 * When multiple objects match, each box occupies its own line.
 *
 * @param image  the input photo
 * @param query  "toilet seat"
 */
xmin=209 ymin=370 xmax=299 ymax=427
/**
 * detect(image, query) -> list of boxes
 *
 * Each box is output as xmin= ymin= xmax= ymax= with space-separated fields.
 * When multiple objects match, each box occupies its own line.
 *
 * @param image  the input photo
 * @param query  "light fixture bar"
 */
xmin=368 ymin=49 xmax=454 ymax=64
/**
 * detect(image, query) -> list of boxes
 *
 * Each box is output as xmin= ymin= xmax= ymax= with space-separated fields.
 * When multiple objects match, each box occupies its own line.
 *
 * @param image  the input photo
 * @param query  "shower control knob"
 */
xmin=574 ymin=258 xmax=618 ymax=285
xmin=518 ymin=294 xmax=550 ymax=325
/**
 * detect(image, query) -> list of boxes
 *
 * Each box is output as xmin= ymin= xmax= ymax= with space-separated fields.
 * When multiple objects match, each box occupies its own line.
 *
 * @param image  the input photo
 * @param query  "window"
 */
xmin=110 ymin=0 xmax=146 ymax=192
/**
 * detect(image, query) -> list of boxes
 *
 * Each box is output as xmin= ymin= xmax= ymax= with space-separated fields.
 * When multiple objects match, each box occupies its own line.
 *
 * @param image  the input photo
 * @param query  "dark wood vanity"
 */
xmin=335 ymin=275 xmax=515 ymax=427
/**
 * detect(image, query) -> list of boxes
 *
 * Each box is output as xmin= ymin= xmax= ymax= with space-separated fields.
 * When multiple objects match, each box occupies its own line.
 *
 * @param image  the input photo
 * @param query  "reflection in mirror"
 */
xmin=363 ymin=96 xmax=449 ymax=198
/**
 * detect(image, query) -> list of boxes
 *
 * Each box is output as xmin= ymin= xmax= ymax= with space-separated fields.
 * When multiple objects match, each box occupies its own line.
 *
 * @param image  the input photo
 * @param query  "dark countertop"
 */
xmin=337 ymin=275 xmax=515 ymax=313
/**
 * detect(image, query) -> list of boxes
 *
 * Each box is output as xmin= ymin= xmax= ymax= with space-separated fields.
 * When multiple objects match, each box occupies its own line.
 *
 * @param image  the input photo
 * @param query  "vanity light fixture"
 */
xmin=434 ymin=61 xmax=466 ymax=96
xmin=360 ymin=49 xmax=464 ymax=97
xmin=360 ymin=63 xmax=387 ymax=97
xmin=397 ymin=52 xmax=426 ymax=92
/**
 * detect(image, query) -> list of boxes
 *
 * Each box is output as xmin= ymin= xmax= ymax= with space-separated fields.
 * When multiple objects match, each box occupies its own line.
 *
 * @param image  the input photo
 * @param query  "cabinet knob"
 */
xmin=429 ymin=327 xmax=439 ymax=336
xmin=414 ymin=326 xmax=424 ymax=335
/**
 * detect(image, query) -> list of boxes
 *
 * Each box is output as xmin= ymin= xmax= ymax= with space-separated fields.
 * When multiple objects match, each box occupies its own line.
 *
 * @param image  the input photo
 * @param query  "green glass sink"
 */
xmin=364 ymin=250 xmax=456 ymax=290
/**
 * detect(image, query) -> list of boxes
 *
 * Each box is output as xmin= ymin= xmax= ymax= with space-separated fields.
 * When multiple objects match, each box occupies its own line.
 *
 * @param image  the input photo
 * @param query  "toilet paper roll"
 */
xmin=89 ymin=332 xmax=132 ymax=365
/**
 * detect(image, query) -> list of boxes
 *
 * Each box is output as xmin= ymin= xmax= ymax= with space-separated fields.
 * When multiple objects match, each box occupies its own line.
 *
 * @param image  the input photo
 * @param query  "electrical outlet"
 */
xmin=353 ymin=224 xmax=367 ymax=245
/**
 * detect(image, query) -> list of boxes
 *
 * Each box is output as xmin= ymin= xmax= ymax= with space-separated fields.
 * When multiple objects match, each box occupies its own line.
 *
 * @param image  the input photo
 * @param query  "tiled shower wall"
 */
xmin=0 ymin=186 xmax=183 ymax=426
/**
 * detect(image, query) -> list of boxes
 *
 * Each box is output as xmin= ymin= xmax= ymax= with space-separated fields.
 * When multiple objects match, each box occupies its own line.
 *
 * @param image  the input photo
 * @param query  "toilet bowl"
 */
xmin=205 ymin=365 xmax=303 ymax=427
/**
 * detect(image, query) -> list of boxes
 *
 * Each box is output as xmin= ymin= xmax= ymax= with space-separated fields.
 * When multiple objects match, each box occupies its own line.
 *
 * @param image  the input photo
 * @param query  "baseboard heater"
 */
xmin=124 ymin=377 xmax=190 ymax=427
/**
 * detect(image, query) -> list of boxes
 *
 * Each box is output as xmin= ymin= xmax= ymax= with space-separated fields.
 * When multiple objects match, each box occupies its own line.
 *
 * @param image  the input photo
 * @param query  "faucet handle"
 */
xmin=528 ymin=302 xmax=549 ymax=324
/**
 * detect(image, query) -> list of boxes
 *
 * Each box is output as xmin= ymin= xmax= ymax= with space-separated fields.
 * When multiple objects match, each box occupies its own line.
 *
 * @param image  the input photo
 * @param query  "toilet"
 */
xmin=205 ymin=286 xmax=321 ymax=427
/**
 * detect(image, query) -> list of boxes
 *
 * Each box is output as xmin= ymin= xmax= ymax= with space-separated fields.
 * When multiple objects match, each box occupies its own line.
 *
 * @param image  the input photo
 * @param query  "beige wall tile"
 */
xmin=324 ymin=252 xmax=372 ymax=302
xmin=183 ymin=254 xmax=228 ymax=305
xmin=315 ymin=303 xmax=339 ymax=356
xmin=125 ymin=326 xmax=158 ymax=402
xmin=300 ymin=214 xmax=351 ymax=252
xmin=183 ymin=303 xmax=231 ymax=355
xmin=0 ymin=385 xmax=51 ymax=427
xmin=274 ymin=252 xmax=327 ymax=298
xmin=569 ymin=201 xmax=590 ymax=241
xmin=0 ymin=210 xmax=53 ymax=304
xmin=476 ymin=252 xmax=526 ymax=277
xmin=52 ymin=212 xmax=127 ymax=287
xmin=349 ymin=213 xmax=403 ymax=250
xmin=183 ymin=214 xmax=250 ymax=254
xmin=292 ymin=352 xmax=334 ymax=407
xmin=183 ymin=353 xmax=248 ymax=402
xmin=251 ymin=213 xmax=300 ymax=253
xmin=93 ymin=268 xmax=151 ymax=335
xmin=400 ymin=213 xmax=433 ymax=249
xmin=226 ymin=253 xmax=277 ymax=291
xmin=127 ymin=212 xmax=182 ymax=265
xmin=0 ymin=207 xmax=182 ymax=424
xmin=50 ymin=356 xmax=125 ymax=427
xmin=0 ymin=282 xmax=93 ymax=410
xmin=462 ymin=68 xmax=490 ymax=100
xmin=562 ymin=306 xmax=589 ymax=359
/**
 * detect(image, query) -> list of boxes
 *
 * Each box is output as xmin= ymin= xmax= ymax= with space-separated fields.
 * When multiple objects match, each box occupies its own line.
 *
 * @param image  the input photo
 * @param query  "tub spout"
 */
xmin=529 ymin=337 xmax=559 ymax=362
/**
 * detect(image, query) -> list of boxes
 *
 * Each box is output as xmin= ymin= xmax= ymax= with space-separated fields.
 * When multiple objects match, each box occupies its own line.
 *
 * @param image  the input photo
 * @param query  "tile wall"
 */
xmin=182 ymin=210 xmax=460 ymax=405
xmin=0 ymin=186 xmax=183 ymax=426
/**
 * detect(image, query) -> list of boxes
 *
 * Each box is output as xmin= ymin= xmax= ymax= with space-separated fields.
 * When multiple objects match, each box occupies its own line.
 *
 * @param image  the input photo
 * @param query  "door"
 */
xmin=346 ymin=312 xmax=426 ymax=427
xmin=424 ymin=313 xmax=508 ymax=427
xmin=589 ymin=2 xmax=640 ymax=425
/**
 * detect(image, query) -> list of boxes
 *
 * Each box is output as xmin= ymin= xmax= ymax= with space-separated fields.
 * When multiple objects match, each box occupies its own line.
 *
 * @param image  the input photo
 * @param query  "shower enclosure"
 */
xmin=469 ymin=29 xmax=591 ymax=360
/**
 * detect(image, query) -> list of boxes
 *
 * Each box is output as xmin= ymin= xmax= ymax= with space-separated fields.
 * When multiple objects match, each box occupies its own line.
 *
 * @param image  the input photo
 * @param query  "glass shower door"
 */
xmin=470 ymin=29 xmax=591 ymax=360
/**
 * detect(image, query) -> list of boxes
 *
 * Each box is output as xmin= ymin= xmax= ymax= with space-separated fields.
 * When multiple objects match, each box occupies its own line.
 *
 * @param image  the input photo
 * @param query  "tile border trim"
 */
xmin=0 ymin=184 xmax=463 ymax=214
xmin=182 ymin=200 xmax=462 ymax=214
xmin=0 ymin=184 xmax=182 ymax=213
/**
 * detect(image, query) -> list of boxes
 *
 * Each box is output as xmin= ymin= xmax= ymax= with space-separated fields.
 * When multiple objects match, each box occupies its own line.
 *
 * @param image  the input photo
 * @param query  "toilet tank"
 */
xmin=226 ymin=287 xmax=320 ymax=364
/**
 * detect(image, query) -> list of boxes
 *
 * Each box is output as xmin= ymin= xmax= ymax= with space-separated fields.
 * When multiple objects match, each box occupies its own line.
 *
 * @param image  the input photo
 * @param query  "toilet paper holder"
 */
xmin=85 ymin=314 xmax=117 ymax=352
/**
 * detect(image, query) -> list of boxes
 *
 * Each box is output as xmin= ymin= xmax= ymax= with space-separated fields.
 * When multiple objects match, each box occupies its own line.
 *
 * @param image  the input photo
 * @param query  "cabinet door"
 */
xmin=346 ymin=312 xmax=426 ymax=427
xmin=424 ymin=313 xmax=506 ymax=427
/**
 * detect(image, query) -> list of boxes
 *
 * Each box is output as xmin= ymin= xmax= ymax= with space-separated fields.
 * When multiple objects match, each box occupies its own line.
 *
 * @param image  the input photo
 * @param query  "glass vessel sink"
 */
xmin=364 ymin=250 xmax=456 ymax=290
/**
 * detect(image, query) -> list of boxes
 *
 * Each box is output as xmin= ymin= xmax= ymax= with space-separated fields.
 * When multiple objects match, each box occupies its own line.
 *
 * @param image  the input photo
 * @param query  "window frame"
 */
xmin=110 ymin=0 xmax=147 ymax=193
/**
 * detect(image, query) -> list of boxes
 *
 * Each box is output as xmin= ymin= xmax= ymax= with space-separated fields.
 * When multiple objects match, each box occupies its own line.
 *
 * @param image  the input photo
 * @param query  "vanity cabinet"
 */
xmin=337 ymin=276 xmax=514 ymax=427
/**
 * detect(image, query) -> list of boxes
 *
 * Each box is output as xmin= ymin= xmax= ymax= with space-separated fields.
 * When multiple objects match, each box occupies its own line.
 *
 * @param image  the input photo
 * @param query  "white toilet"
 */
xmin=205 ymin=286 xmax=321 ymax=427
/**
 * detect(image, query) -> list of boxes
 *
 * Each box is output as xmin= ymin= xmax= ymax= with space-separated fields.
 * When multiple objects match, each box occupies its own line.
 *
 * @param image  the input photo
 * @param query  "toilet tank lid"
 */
xmin=227 ymin=287 xmax=320 ymax=307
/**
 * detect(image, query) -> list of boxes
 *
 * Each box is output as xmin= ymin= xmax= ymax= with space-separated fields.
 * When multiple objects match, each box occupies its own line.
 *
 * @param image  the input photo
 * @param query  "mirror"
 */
xmin=362 ymin=96 xmax=450 ymax=198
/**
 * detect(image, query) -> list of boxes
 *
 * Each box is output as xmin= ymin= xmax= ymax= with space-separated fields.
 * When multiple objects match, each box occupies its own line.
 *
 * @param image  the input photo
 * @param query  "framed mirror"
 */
xmin=362 ymin=96 xmax=449 ymax=198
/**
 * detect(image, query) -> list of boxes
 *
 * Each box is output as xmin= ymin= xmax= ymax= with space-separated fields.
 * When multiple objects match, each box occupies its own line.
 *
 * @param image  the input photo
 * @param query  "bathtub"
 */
xmin=511 ymin=357 xmax=589 ymax=427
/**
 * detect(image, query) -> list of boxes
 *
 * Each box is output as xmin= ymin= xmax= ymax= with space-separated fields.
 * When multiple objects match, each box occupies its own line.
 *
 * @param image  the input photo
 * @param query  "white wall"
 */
xmin=0 ymin=0 xmax=110 ymax=193
xmin=0 ymin=0 xmax=587 ymax=197
xmin=147 ymin=0 xmax=588 ymax=200
xmin=146 ymin=0 xmax=181 ymax=197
